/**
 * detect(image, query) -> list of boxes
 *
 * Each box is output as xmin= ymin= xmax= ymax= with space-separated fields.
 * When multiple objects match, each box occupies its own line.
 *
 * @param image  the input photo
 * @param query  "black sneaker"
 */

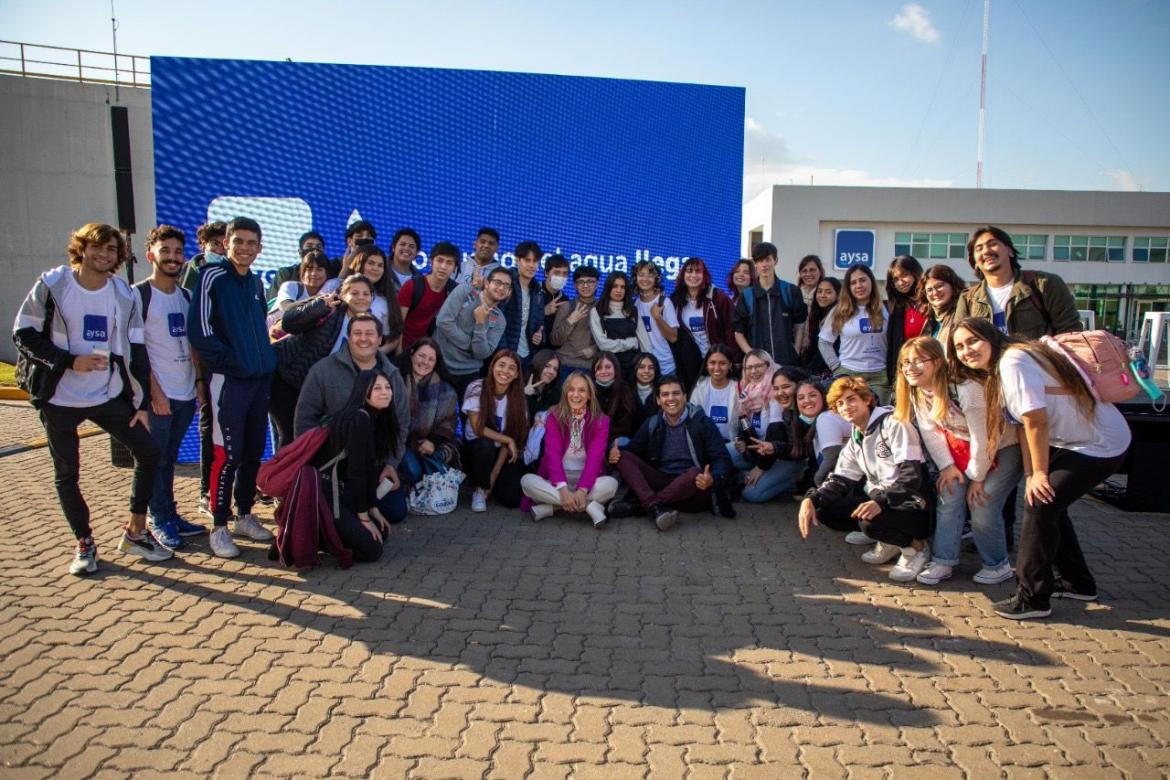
xmin=607 ymin=499 xmax=644 ymax=519
xmin=1052 ymin=580 xmax=1099 ymax=602
xmin=255 ymin=491 xmax=274 ymax=507
xmin=653 ymin=507 xmax=679 ymax=532
xmin=993 ymin=595 xmax=1051 ymax=620
xmin=713 ymin=487 xmax=736 ymax=519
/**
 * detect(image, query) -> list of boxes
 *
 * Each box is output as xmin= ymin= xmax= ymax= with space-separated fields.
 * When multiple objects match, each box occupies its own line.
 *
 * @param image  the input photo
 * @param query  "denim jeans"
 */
xmin=148 ymin=397 xmax=197 ymax=521
xmin=727 ymin=443 xmax=806 ymax=503
xmin=930 ymin=444 xmax=1021 ymax=568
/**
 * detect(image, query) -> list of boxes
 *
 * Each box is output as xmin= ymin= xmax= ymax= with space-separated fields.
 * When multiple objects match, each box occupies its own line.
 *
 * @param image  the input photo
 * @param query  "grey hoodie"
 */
xmin=433 ymin=281 xmax=507 ymax=376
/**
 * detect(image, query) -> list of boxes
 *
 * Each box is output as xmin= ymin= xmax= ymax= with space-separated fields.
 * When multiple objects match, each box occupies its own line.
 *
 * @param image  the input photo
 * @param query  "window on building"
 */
xmin=893 ymin=232 xmax=968 ymax=261
xmin=1053 ymin=235 xmax=1126 ymax=262
xmin=1071 ymin=284 xmax=1124 ymax=333
xmin=1133 ymin=237 xmax=1168 ymax=263
xmin=1010 ymin=234 xmax=1047 ymax=261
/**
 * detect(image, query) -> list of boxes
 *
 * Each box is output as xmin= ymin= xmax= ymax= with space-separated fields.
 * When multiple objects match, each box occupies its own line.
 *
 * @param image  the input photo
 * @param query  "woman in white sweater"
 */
xmin=589 ymin=271 xmax=640 ymax=380
xmin=893 ymin=336 xmax=1018 ymax=587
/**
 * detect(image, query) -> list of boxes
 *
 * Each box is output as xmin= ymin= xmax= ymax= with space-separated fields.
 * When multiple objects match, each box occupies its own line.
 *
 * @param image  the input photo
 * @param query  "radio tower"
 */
xmin=976 ymin=0 xmax=989 ymax=188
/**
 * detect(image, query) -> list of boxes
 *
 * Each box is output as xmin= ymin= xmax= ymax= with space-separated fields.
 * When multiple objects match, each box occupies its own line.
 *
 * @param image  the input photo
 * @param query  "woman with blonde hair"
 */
xmin=818 ymin=264 xmax=890 ymax=403
xmin=947 ymin=317 xmax=1131 ymax=620
xmin=520 ymin=372 xmax=618 ymax=527
xmin=893 ymin=336 xmax=1018 ymax=587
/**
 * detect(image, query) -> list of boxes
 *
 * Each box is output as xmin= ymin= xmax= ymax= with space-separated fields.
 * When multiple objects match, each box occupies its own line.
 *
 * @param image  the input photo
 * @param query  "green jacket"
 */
xmin=953 ymin=269 xmax=1081 ymax=340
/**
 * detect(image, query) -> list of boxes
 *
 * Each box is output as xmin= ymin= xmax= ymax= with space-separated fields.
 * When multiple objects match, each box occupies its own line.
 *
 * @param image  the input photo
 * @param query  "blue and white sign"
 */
xmin=151 ymin=58 xmax=745 ymax=293
xmin=834 ymin=229 xmax=876 ymax=270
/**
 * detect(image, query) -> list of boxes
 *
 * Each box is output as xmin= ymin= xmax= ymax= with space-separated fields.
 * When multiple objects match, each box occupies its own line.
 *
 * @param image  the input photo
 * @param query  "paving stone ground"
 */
xmin=1 ymin=407 xmax=1168 ymax=778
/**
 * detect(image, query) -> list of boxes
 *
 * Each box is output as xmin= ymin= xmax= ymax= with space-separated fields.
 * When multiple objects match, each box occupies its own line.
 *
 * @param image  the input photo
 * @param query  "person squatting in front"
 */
xmin=797 ymin=376 xmax=934 ymax=582
xmin=608 ymin=375 xmax=735 ymax=531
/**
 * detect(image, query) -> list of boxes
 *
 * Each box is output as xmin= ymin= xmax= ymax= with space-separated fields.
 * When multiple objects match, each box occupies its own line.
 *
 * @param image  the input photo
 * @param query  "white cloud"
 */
xmin=742 ymin=117 xmax=951 ymax=201
xmin=891 ymin=3 xmax=940 ymax=44
xmin=1107 ymin=169 xmax=1140 ymax=191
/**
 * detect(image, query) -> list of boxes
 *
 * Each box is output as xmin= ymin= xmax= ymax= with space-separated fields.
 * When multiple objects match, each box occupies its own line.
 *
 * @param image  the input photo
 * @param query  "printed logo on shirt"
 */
xmin=496 ymin=415 xmax=504 ymax=430
xmin=859 ymin=317 xmax=881 ymax=334
xmin=641 ymin=315 xmax=652 ymax=333
xmin=875 ymin=438 xmax=892 ymax=459
xmin=992 ymin=311 xmax=1007 ymax=332
xmin=167 ymin=312 xmax=186 ymax=338
xmin=688 ymin=316 xmax=704 ymax=332
xmin=709 ymin=405 xmax=728 ymax=425
xmin=751 ymin=410 xmax=762 ymax=433
xmin=83 ymin=314 xmax=109 ymax=342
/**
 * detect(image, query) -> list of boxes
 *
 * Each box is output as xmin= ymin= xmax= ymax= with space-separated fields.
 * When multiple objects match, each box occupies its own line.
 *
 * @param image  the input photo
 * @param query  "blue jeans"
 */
xmin=148 ymin=397 xmax=197 ymax=521
xmin=931 ymin=444 xmax=1022 ymax=568
xmin=727 ymin=442 xmax=806 ymax=503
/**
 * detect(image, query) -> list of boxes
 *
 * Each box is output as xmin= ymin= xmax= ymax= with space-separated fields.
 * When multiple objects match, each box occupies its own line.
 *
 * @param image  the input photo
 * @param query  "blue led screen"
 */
xmin=151 ymin=57 xmax=745 ymax=291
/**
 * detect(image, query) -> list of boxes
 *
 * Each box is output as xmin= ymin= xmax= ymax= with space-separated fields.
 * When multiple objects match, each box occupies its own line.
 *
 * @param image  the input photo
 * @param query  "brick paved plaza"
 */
xmin=0 ymin=402 xmax=1168 ymax=778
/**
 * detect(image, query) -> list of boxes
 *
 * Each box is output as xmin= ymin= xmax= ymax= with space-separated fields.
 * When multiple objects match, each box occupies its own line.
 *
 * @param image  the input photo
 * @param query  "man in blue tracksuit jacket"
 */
xmin=187 ymin=216 xmax=278 ymax=558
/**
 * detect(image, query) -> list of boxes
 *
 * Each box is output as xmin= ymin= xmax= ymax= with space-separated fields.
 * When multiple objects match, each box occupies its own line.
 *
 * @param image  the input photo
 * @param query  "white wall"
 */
xmin=0 ymin=76 xmax=155 ymax=363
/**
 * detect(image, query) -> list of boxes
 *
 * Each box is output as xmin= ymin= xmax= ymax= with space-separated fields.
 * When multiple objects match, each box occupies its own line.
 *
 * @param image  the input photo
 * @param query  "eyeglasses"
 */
xmin=923 ymin=285 xmax=950 ymax=297
xmin=488 ymin=279 xmax=512 ymax=289
xmin=900 ymin=357 xmax=937 ymax=370
xmin=577 ymin=279 xmax=598 ymax=285
xmin=744 ymin=362 xmax=767 ymax=372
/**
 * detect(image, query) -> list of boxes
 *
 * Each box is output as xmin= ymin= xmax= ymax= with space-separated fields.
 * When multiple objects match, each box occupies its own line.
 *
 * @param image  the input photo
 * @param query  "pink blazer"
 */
xmin=538 ymin=411 xmax=610 ymax=492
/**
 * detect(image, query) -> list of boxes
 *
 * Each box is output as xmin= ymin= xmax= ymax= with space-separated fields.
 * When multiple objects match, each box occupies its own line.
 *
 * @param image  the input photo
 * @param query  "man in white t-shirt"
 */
xmin=13 ymin=223 xmax=172 ymax=575
xmin=136 ymin=225 xmax=207 ymax=550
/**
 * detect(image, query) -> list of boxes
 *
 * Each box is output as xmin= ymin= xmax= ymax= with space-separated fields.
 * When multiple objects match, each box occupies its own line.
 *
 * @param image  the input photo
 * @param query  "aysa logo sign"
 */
xmin=834 ymin=229 xmax=875 ymax=270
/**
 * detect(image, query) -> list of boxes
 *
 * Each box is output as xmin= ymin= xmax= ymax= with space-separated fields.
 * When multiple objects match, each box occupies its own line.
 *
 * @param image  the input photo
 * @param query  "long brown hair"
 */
xmin=947 ymin=317 xmax=1095 ymax=451
xmin=475 ymin=350 xmax=529 ymax=441
xmin=831 ymin=265 xmax=885 ymax=335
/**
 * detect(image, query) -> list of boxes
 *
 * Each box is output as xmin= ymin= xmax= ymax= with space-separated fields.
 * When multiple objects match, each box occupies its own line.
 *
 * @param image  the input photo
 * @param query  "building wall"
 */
xmin=742 ymin=185 xmax=1170 ymax=285
xmin=0 ymin=76 xmax=155 ymax=363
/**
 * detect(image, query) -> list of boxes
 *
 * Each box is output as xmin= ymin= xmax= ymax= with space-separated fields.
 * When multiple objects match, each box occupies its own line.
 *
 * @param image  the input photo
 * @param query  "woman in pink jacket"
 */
xmin=520 ymin=371 xmax=618 ymax=528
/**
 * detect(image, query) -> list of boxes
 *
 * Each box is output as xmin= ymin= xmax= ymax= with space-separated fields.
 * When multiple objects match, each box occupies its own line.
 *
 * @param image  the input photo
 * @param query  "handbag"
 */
xmin=407 ymin=455 xmax=465 ymax=515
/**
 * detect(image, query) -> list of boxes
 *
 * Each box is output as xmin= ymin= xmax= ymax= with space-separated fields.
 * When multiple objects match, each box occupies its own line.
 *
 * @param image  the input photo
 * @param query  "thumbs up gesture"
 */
xmin=695 ymin=464 xmax=714 ymax=491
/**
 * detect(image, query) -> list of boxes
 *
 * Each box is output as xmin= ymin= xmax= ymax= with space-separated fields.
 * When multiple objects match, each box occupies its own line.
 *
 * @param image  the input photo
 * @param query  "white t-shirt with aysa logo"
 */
xmin=820 ymin=303 xmax=888 ymax=374
xmin=52 ymin=273 xmax=124 ymax=407
xmin=140 ymin=284 xmax=196 ymax=402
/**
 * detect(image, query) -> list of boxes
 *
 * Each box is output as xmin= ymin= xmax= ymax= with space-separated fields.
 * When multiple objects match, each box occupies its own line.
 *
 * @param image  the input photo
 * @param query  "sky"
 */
xmin=2 ymin=0 xmax=1167 ymax=200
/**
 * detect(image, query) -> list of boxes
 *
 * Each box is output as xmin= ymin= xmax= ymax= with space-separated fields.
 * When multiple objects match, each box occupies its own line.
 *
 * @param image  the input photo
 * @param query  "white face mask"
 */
xmin=547 ymin=275 xmax=568 ymax=292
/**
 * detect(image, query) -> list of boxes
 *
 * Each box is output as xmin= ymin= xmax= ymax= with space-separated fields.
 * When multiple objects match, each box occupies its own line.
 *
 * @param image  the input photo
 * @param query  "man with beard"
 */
xmin=135 ymin=225 xmax=207 ymax=550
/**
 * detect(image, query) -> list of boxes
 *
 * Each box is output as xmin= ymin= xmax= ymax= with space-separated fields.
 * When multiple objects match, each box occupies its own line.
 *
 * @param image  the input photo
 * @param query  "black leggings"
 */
xmin=461 ymin=437 xmax=526 ymax=508
xmin=1015 ymin=446 xmax=1124 ymax=608
xmin=817 ymin=490 xmax=931 ymax=548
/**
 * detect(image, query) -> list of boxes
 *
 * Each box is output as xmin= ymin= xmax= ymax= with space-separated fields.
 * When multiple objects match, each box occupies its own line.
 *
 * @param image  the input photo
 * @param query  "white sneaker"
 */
xmin=890 ymin=546 xmax=930 ymax=582
xmin=531 ymin=503 xmax=555 ymax=521
xmin=471 ymin=489 xmax=488 ymax=512
xmin=586 ymin=501 xmax=607 ymax=528
xmin=916 ymin=562 xmax=953 ymax=585
xmin=232 ymin=513 xmax=274 ymax=542
xmin=209 ymin=526 xmax=240 ymax=558
xmin=861 ymin=541 xmax=901 ymax=564
xmin=845 ymin=531 xmax=874 ymax=545
xmin=973 ymin=562 xmax=1015 ymax=585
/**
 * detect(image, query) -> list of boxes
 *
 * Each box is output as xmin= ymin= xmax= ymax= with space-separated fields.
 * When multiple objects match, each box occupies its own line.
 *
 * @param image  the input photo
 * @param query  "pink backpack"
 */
xmin=1042 ymin=330 xmax=1139 ymax=404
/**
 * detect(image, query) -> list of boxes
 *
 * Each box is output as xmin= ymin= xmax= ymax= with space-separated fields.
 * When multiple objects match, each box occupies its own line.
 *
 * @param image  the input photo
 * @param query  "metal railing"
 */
xmin=0 ymin=40 xmax=150 ymax=88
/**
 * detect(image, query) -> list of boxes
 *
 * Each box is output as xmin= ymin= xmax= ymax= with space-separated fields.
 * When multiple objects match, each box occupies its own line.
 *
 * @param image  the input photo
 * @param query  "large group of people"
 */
xmin=13 ymin=219 xmax=1132 ymax=621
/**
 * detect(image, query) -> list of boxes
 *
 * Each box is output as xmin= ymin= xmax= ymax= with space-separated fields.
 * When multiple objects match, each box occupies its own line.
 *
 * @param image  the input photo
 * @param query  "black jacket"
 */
xmin=622 ymin=404 xmax=733 ymax=485
xmin=733 ymin=279 xmax=808 ymax=366
xmin=274 ymin=297 xmax=346 ymax=386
